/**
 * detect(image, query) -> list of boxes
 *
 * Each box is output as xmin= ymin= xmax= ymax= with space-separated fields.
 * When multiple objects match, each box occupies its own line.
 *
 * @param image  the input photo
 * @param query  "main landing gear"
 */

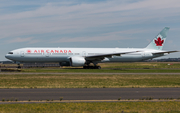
xmin=17 ymin=64 xmax=21 ymax=68
xmin=83 ymin=62 xmax=101 ymax=69
xmin=83 ymin=66 xmax=101 ymax=69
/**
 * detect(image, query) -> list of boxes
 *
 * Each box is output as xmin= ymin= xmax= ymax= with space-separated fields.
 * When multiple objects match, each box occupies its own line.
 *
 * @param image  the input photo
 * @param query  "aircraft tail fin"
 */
xmin=146 ymin=27 xmax=170 ymax=50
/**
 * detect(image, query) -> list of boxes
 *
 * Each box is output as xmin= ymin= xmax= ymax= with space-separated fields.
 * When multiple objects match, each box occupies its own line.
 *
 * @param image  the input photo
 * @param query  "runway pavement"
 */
xmin=1 ymin=72 xmax=180 ymax=75
xmin=0 ymin=88 xmax=180 ymax=101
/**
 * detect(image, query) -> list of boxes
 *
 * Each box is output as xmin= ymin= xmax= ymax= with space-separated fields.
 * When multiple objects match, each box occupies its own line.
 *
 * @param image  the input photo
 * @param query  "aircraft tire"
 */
xmin=91 ymin=66 xmax=95 ymax=69
xmin=83 ymin=66 xmax=87 ymax=69
xmin=97 ymin=66 xmax=101 ymax=69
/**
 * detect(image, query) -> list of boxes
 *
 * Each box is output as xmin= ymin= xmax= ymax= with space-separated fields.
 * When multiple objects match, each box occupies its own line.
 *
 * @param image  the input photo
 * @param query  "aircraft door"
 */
xmin=142 ymin=52 xmax=145 ymax=57
xmin=82 ymin=51 xmax=86 ymax=57
xmin=21 ymin=51 xmax=25 ymax=57
xmin=45 ymin=53 xmax=51 ymax=57
xmin=112 ymin=51 xmax=116 ymax=58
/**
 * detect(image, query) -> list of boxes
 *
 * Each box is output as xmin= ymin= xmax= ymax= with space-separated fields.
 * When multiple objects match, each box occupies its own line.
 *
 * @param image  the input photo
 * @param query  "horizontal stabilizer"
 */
xmin=152 ymin=51 xmax=179 ymax=55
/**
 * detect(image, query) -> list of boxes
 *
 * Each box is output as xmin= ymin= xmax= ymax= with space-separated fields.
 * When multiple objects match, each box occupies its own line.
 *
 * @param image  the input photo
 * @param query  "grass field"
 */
xmin=96 ymin=62 xmax=180 ymax=69
xmin=1 ymin=74 xmax=180 ymax=88
xmin=1 ymin=62 xmax=180 ymax=73
xmin=19 ymin=62 xmax=180 ymax=73
xmin=1 ymin=62 xmax=180 ymax=88
xmin=0 ymin=101 xmax=180 ymax=113
xmin=1 ymin=62 xmax=180 ymax=69
xmin=21 ymin=68 xmax=180 ymax=73
xmin=0 ymin=62 xmax=180 ymax=113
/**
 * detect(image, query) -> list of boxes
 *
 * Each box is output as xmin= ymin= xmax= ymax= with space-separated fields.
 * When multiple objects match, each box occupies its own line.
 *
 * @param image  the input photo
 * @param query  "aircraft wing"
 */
xmin=85 ymin=51 xmax=140 ymax=60
xmin=152 ymin=51 xmax=179 ymax=55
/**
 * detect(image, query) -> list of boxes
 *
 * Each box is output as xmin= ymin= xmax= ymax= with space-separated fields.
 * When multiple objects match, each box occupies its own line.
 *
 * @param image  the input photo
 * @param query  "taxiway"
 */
xmin=0 ymin=88 xmax=179 ymax=101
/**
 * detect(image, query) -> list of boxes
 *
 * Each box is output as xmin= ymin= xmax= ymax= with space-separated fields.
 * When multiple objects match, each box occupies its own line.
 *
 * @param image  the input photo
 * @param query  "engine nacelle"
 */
xmin=70 ymin=56 xmax=86 ymax=67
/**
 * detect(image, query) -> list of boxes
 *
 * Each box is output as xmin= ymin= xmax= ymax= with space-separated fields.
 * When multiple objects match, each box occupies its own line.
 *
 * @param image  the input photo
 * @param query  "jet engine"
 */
xmin=70 ymin=56 xmax=86 ymax=67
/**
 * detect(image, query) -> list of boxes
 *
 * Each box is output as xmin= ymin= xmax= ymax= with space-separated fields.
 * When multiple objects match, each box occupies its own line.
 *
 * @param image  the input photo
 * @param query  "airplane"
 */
xmin=5 ymin=27 xmax=178 ymax=69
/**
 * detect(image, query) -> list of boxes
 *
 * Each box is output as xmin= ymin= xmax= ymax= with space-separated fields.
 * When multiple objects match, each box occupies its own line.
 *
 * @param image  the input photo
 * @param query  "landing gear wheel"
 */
xmin=83 ymin=66 xmax=87 ymax=69
xmin=97 ymin=66 xmax=101 ymax=69
xmin=94 ymin=66 xmax=101 ymax=69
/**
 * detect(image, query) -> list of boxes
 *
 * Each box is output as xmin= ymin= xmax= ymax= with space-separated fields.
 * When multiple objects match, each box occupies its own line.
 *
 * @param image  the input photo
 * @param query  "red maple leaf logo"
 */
xmin=27 ymin=50 xmax=31 ymax=53
xmin=154 ymin=37 xmax=164 ymax=46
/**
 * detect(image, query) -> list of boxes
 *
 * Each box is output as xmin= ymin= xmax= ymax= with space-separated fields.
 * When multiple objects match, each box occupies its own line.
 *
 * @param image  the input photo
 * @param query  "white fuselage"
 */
xmin=5 ymin=47 xmax=164 ymax=64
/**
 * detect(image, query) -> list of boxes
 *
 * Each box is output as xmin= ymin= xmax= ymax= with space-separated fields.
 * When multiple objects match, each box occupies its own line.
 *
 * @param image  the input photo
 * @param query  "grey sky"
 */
xmin=0 ymin=0 xmax=180 ymax=60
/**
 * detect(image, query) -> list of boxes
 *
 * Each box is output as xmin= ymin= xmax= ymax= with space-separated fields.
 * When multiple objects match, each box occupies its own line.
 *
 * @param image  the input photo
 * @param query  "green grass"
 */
xmin=2 ymin=62 xmax=180 ymax=73
xmin=21 ymin=68 xmax=180 ymax=73
xmin=2 ymin=62 xmax=180 ymax=69
xmin=19 ymin=62 xmax=180 ymax=73
xmin=1 ymin=62 xmax=180 ymax=88
xmin=98 ymin=62 xmax=180 ymax=69
xmin=1 ymin=74 xmax=180 ymax=88
xmin=0 ymin=102 xmax=180 ymax=113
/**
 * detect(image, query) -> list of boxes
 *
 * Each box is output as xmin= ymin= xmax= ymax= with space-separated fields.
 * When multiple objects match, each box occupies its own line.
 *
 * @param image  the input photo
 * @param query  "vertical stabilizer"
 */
xmin=146 ymin=27 xmax=170 ymax=50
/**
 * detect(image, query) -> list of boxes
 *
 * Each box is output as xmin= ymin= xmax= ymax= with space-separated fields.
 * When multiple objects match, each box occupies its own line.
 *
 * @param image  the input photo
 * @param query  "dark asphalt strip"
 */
xmin=0 ymin=72 xmax=180 ymax=75
xmin=0 ymin=88 xmax=180 ymax=101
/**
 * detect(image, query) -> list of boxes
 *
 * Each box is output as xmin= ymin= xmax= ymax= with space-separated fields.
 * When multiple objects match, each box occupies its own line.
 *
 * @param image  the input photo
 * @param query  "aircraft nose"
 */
xmin=5 ymin=54 xmax=10 ymax=59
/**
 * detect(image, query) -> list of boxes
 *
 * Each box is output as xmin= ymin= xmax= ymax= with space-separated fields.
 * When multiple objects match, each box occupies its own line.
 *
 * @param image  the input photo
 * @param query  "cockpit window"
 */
xmin=8 ymin=52 xmax=13 ymax=54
